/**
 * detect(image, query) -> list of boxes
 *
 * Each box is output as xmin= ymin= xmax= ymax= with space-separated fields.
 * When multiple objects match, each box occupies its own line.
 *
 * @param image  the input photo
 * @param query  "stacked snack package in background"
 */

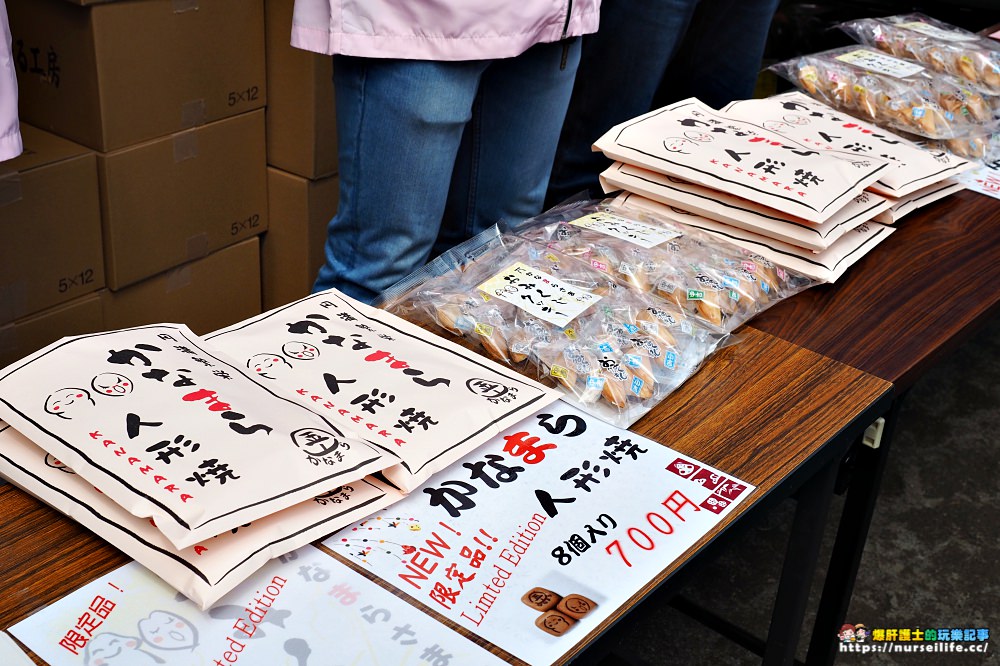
xmin=838 ymin=13 xmax=1000 ymax=164
xmin=720 ymin=92 xmax=975 ymax=199
xmin=599 ymin=161 xmax=893 ymax=250
xmin=608 ymin=191 xmax=894 ymax=284
xmin=771 ymin=14 xmax=1000 ymax=162
xmin=838 ymin=14 xmax=1000 ymax=95
xmin=0 ymin=422 xmax=402 ymax=609
xmin=592 ymin=98 xmax=892 ymax=221
xmin=769 ymin=46 xmax=997 ymax=155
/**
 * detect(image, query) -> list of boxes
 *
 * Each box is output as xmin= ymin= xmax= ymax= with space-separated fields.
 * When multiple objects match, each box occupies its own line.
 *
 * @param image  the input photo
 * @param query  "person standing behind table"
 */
xmin=545 ymin=0 xmax=780 ymax=207
xmin=290 ymin=0 xmax=601 ymax=305
xmin=1 ymin=0 xmax=23 ymax=162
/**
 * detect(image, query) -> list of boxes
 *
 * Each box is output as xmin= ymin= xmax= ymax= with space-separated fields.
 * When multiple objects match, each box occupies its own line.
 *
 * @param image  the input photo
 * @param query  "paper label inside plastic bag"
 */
xmin=569 ymin=211 xmax=681 ymax=248
xmin=897 ymin=21 xmax=978 ymax=42
xmin=477 ymin=262 xmax=602 ymax=328
xmin=835 ymin=49 xmax=926 ymax=78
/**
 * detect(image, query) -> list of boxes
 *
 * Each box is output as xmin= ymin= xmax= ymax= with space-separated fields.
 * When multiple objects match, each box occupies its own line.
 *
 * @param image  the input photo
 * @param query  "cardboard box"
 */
xmin=264 ymin=0 xmax=338 ymax=178
xmin=8 ymin=0 xmax=265 ymax=151
xmin=261 ymin=167 xmax=338 ymax=310
xmin=0 ymin=124 xmax=104 ymax=325
xmin=99 ymin=109 xmax=268 ymax=290
xmin=0 ymin=293 xmax=104 ymax=370
xmin=102 ymin=238 xmax=262 ymax=336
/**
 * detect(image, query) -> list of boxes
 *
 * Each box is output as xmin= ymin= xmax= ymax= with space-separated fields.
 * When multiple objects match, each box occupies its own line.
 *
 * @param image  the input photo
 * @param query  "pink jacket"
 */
xmin=1 ymin=0 xmax=22 ymax=162
xmin=291 ymin=0 xmax=601 ymax=61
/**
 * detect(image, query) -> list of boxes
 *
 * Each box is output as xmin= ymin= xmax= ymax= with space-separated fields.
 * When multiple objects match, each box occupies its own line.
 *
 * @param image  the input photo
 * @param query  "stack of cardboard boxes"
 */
xmin=2 ymin=0 xmax=339 ymax=368
xmin=261 ymin=0 xmax=339 ymax=311
xmin=0 ymin=125 xmax=104 ymax=367
xmin=1 ymin=0 xmax=272 ymax=367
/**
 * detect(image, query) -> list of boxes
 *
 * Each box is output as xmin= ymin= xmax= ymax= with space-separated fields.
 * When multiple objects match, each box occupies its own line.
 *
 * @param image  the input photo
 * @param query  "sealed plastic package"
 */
xmin=770 ymin=46 xmax=998 ymax=143
xmin=839 ymin=14 xmax=1000 ymax=95
xmin=378 ymin=210 xmax=728 ymax=427
xmin=511 ymin=201 xmax=816 ymax=332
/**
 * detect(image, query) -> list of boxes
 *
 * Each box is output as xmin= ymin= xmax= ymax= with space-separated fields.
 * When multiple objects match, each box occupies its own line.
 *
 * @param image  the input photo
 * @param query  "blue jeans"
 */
xmin=545 ymin=0 xmax=780 ymax=207
xmin=313 ymin=40 xmax=582 ymax=304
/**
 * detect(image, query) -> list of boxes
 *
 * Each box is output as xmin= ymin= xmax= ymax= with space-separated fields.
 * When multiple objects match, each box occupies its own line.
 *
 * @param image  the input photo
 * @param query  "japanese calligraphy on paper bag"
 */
xmin=593 ymin=98 xmax=891 ymax=222
xmin=0 ymin=324 xmax=388 ymax=549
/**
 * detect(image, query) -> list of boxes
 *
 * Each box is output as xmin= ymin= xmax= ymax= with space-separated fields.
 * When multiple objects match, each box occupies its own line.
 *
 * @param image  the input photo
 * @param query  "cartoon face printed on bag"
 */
xmin=663 ymin=137 xmax=697 ymax=154
xmin=137 ymin=610 xmax=199 ymax=651
xmin=247 ymin=353 xmax=293 ymax=380
xmin=683 ymin=130 xmax=714 ymax=142
xmin=281 ymin=341 xmax=320 ymax=361
xmin=91 ymin=373 xmax=134 ymax=397
xmin=84 ymin=633 xmax=163 ymax=666
xmin=44 ymin=453 xmax=74 ymax=473
xmin=44 ymin=387 xmax=96 ymax=420
xmin=762 ymin=120 xmax=793 ymax=133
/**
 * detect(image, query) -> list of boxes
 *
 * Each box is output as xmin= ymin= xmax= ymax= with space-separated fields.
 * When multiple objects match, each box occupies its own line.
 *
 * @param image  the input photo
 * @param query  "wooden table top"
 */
xmin=751 ymin=189 xmax=1000 ymax=391
xmin=0 ymin=326 xmax=892 ymax=665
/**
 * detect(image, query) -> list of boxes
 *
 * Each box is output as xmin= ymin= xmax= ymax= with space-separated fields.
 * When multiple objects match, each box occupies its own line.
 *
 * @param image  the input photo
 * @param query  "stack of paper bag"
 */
xmin=721 ymin=92 xmax=973 ymax=222
xmin=0 ymin=290 xmax=559 ymax=607
xmin=596 ymin=95 xmax=973 ymax=282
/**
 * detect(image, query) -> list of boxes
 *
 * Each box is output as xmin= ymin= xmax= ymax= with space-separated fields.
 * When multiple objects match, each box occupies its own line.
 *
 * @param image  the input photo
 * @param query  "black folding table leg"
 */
xmin=763 ymin=456 xmax=840 ymax=665
xmin=805 ymin=398 xmax=903 ymax=666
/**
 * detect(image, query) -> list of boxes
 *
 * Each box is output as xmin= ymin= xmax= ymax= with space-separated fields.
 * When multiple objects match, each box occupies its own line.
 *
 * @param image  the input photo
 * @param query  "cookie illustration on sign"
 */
xmin=535 ymin=610 xmax=576 ymax=636
xmin=556 ymin=594 xmax=598 ymax=620
xmin=520 ymin=587 xmax=561 ymax=612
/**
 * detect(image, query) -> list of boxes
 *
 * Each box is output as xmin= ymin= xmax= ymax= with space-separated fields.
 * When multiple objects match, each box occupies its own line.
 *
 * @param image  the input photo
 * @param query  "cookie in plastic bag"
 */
xmin=771 ymin=46 xmax=999 ymax=140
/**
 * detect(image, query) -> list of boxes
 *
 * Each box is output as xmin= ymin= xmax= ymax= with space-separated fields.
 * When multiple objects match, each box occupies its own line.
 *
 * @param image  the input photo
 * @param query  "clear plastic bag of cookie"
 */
xmin=379 ymin=223 xmax=728 ymax=426
xmin=512 ymin=200 xmax=814 ymax=333
xmin=838 ymin=14 xmax=1000 ymax=96
xmin=770 ymin=47 xmax=1000 ymax=141
xmin=376 ymin=227 xmax=524 ymax=366
xmin=645 ymin=229 xmax=782 ymax=332
xmin=525 ymin=218 xmax=675 ymax=293
xmin=512 ymin=201 xmax=750 ymax=330
xmin=529 ymin=281 xmax=725 ymax=425
xmin=915 ymin=131 xmax=999 ymax=163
